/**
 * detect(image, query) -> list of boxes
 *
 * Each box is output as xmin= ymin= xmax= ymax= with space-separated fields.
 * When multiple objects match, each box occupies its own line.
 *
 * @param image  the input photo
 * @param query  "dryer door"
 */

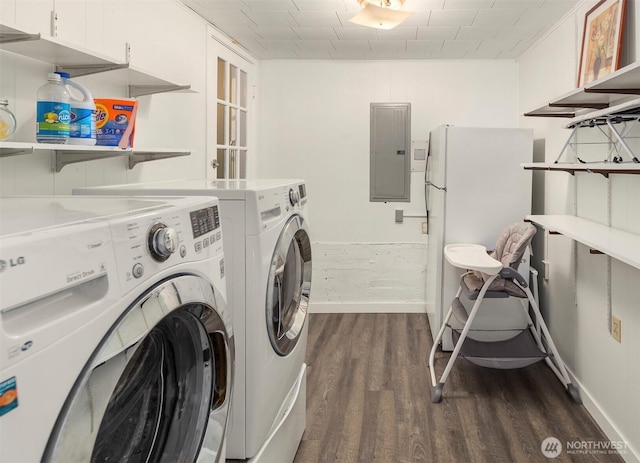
xmin=43 ymin=275 xmax=233 ymax=463
xmin=266 ymin=214 xmax=312 ymax=356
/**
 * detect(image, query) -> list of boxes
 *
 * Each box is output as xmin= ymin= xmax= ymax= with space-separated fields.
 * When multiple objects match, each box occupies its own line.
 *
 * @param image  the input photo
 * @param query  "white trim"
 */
xmin=517 ymin=0 xmax=589 ymax=63
xmin=568 ymin=367 xmax=639 ymax=463
xmin=309 ymin=302 xmax=426 ymax=314
xmin=209 ymin=31 xmax=257 ymax=65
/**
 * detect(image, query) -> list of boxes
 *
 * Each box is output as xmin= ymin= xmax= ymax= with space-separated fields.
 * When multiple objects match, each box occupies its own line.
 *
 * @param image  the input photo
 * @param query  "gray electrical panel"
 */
xmin=370 ymin=103 xmax=411 ymax=202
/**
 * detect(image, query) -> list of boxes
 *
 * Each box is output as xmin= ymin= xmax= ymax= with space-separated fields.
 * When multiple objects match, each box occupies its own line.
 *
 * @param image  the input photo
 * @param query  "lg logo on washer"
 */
xmin=0 ymin=257 xmax=26 ymax=273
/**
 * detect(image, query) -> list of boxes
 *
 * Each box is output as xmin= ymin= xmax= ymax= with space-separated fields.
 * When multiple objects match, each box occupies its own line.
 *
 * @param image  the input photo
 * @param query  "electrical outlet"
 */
xmin=421 ymin=222 xmax=428 ymax=234
xmin=612 ymin=316 xmax=621 ymax=343
xmin=395 ymin=209 xmax=403 ymax=223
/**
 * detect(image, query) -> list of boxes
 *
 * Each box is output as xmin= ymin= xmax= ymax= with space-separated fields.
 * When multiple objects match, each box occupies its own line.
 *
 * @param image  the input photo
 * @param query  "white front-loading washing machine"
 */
xmin=0 ymin=195 xmax=233 ymax=463
xmin=74 ymin=179 xmax=312 ymax=463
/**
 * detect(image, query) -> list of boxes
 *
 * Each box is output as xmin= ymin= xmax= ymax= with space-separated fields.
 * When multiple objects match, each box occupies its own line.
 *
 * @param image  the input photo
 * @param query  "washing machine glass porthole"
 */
xmin=266 ymin=215 xmax=312 ymax=356
xmin=90 ymin=310 xmax=211 ymax=463
xmin=43 ymin=275 xmax=232 ymax=463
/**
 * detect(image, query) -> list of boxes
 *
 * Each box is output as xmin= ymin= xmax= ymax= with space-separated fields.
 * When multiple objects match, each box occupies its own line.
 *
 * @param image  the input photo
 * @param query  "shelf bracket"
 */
xmin=54 ymin=149 xmax=128 ymax=173
xmin=585 ymin=87 xmax=640 ymax=95
xmin=0 ymin=31 xmax=40 ymax=44
xmin=129 ymin=84 xmax=191 ymax=98
xmin=128 ymin=151 xmax=190 ymax=169
xmin=56 ymin=62 xmax=129 ymax=78
xmin=0 ymin=146 xmax=34 ymax=157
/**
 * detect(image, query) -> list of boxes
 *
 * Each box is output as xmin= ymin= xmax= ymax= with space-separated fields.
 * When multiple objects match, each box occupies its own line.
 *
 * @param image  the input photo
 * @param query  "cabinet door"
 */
xmin=52 ymin=0 xmax=126 ymax=61
xmin=1 ymin=0 xmax=53 ymax=35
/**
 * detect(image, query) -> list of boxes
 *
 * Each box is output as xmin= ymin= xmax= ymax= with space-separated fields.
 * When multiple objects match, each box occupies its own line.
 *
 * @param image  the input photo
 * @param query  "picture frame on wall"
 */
xmin=577 ymin=0 xmax=627 ymax=87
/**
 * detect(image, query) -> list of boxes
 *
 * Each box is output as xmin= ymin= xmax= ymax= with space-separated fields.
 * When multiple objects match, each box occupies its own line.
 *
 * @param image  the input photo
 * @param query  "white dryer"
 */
xmin=74 ymin=179 xmax=312 ymax=463
xmin=0 ymin=195 xmax=233 ymax=463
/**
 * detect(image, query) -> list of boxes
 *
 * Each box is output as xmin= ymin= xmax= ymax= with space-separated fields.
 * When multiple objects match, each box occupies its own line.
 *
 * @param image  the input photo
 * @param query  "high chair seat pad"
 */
xmin=462 ymin=272 xmax=527 ymax=300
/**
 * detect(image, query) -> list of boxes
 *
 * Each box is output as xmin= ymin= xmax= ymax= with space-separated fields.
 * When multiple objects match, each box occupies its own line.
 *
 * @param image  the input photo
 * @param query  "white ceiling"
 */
xmin=181 ymin=0 xmax=580 ymax=60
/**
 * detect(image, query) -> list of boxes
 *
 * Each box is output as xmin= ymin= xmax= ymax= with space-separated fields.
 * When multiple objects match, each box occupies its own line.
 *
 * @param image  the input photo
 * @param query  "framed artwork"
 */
xmin=577 ymin=0 xmax=627 ymax=87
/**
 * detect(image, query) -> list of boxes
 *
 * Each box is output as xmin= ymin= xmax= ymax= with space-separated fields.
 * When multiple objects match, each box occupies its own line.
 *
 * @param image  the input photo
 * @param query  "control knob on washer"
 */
xmin=289 ymin=188 xmax=300 ymax=206
xmin=148 ymin=222 xmax=178 ymax=262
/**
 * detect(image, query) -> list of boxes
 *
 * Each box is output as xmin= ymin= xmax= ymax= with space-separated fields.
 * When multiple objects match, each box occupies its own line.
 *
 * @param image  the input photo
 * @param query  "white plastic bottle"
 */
xmin=36 ymin=73 xmax=70 ymax=144
xmin=55 ymin=71 xmax=97 ymax=145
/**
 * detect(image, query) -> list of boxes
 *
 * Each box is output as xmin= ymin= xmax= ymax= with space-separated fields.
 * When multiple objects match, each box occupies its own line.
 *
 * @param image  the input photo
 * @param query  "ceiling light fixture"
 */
xmin=348 ymin=0 xmax=414 ymax=30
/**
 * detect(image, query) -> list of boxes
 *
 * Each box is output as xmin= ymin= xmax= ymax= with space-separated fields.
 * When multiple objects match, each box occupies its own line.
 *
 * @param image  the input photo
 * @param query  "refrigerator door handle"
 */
xmin=426 ymin=181 xmax=446 ymax=191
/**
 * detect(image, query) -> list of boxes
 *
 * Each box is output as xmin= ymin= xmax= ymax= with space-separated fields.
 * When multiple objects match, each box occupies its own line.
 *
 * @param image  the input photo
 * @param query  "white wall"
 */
xmin=518 ymin=1 xmax=640 ymax=461
xmin=0 ymin=0 xmax=225 ymax=194
xmin=257 ymin=59 xmax=520 ymax=312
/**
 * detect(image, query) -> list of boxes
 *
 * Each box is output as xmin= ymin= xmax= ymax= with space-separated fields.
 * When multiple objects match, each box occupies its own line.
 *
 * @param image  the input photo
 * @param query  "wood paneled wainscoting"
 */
xmin=293 ymin=313 xmax=624 ymax=463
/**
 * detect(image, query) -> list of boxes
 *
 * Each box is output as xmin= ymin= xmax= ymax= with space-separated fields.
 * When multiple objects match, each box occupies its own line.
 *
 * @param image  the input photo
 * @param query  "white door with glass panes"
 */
xmin=207 ymin=29 xmax=255 ymax=179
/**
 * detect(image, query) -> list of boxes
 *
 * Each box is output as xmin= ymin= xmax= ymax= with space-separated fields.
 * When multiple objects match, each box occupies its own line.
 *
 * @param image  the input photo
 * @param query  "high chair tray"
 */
xmin=444 ymin=244 xmax=503 ymax=275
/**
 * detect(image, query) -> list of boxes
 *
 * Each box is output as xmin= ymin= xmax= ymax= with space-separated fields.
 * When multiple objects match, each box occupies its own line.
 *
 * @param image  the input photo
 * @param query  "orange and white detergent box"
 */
xmin=94 ymin=98 xmax=138 ymax=148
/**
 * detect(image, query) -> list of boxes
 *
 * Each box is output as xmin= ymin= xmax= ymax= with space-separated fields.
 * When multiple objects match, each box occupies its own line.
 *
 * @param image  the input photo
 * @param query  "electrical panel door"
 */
xmin=370 ymin=103 xmax=411 ymax=202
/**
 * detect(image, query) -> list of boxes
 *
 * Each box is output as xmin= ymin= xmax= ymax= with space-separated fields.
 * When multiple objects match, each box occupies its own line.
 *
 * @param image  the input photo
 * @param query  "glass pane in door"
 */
xmin=217 ymin=149 xmax=225 ymax=179
xmin=217 ymin=58 xmax=226 ymax=100
xmin=240 ymin=70 xmax=247 ymax=108
xmin=217 ymin=104 xmax=225 ymax=145
xmin=239 ymin=110 xmax=247 ymax=147
xmin=239 ymin=150 xmax=247 ymax=179
xmin=229 ymin=65 xmax=237 ymax=104
xmin=229 ymin=150 xmax=236 ymax=179
xmin=229 ymin=108 xmax=237 ymax=146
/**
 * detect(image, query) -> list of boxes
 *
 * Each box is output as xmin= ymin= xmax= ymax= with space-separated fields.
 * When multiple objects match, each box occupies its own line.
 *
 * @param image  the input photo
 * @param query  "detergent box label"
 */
xmin=0 ymin=376 xmax=18 ymax=417
xmin=94 ymin=98 xmax=138 ymax=148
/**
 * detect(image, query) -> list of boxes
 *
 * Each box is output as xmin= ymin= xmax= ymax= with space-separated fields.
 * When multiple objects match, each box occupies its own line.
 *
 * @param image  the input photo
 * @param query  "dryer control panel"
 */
xmin=247 ymin=181 xmax=308 ymax=235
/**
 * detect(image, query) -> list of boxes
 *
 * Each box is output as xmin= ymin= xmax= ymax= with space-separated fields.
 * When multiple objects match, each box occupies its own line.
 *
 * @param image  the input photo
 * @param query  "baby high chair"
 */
xmin=428 ymin=221 xmax=581 ymax=404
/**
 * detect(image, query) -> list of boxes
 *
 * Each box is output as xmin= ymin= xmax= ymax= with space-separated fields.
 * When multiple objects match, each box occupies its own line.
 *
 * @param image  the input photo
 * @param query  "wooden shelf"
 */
xmin=0 ymin=142 xmax=190 ymax=172
xmin=0 ymin=22 xmax=191 ymax=97
xmin=524 ymin=61 xmax=640 ymax=118
xmin=522 ymin=162 xmax=640 ymax=177
xmin=523 ymin=104 xmax=577 ymax=118
xmin=585 ymin=61 xmax=640 ymax=95
xmin=549 ymin=87 xmax=613 ymax=110
xmin=526 ymin=215 xmax=640 ymax=270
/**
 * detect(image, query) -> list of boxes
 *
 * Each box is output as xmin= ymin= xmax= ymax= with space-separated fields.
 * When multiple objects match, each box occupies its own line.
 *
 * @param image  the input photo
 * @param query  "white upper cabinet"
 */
xmin=53 ymin=0 xmax=127 ymax=63
xmin=0 ymin=0 xmax=52 ymax=36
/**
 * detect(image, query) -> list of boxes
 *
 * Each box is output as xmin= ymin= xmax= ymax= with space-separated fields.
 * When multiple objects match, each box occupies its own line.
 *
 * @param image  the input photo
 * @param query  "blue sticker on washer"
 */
xmin=0 ymin=377 xmax=19 ymax=417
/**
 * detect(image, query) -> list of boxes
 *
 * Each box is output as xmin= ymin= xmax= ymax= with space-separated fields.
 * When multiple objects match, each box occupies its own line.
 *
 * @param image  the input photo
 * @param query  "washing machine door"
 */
xmin=266 ymin=214 xmax=312 ymax=356
xmin=43 ymin=275 xmax=233 ymax=463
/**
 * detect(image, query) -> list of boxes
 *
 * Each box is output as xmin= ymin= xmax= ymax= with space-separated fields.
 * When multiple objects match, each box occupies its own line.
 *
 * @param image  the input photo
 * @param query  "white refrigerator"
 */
xmin=425 ymin=125 xmax=533 ymax=350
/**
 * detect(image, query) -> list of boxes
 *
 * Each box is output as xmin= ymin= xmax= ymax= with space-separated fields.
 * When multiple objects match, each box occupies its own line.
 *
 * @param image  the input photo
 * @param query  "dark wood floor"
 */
xmin=293 ymin=313 xmax=625 ymax=463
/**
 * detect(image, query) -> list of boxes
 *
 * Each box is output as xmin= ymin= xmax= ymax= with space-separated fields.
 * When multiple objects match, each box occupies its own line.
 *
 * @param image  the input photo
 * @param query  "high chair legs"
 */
xmin=428 ymin=273 xmax=499 ymax=403
xmin=428 ymin=268 xmax=581 ymax=404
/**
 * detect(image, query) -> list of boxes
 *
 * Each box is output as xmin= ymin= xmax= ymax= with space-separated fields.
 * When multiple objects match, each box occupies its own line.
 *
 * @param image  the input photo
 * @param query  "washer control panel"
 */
xmin=110 ymin=201 xmax=223 ymax=291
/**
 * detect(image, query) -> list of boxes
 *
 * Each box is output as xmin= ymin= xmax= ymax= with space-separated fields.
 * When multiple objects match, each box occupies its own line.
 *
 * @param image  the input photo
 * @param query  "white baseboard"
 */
xmin=568 ymin=368 xmax=639 ymax=463
xmin=309 ymin=302 xmax=426 ymax=314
